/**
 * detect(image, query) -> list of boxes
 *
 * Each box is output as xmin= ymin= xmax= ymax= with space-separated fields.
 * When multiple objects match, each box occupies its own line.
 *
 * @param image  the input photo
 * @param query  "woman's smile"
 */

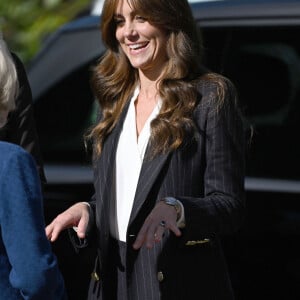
xmin=115 ymin=0 xmax=168 ymax=75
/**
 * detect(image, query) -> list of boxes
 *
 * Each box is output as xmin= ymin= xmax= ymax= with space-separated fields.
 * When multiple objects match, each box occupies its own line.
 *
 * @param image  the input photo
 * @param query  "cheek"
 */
xmin=115 ymin=29 xmax=123 ymax=43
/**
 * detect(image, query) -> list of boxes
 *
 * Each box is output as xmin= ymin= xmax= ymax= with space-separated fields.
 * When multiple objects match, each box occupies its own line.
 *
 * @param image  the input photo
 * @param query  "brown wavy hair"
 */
xmin=89 ymin=0 xmax=209 ymax=157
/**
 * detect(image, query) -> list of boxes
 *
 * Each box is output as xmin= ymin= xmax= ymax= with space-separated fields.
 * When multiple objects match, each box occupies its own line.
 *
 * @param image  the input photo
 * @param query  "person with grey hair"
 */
xmin=0 ymin=35 xmax=45 ymax=183
xmin=0 ymin=37 xmax=67 ymax=300
xmin=0 ymin=36 xmax=18 ymax=126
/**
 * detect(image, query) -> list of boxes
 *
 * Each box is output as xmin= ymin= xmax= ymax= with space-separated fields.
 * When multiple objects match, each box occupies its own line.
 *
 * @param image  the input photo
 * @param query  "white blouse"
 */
xmin=113 ymin=87 xmax=162 ymax=242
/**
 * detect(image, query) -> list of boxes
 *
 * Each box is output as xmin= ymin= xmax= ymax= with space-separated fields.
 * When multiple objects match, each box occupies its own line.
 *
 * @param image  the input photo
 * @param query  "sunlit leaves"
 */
xmin=0 ymin=0 xmax=90 ymax=63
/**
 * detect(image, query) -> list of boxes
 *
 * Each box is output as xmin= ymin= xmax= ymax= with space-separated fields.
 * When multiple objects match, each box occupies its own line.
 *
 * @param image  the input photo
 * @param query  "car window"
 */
xmin=201 ymin=25 xmax=300 ymax=180
xmin=34 ymin=62 xmax=98 ymax=164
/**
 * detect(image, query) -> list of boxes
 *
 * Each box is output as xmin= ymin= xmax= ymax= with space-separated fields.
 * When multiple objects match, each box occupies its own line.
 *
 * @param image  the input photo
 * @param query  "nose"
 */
xmin=123 ymin=21 xmax=137 ymax=38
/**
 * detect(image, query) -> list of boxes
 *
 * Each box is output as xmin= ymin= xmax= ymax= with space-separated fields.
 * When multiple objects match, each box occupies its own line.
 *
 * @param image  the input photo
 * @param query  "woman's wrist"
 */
xmin=160 ymin=197 xmax=185 ymax=228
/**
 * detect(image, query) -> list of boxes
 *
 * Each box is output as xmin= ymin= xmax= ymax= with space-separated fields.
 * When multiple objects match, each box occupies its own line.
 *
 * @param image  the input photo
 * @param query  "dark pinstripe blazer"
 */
xmin=87 ymin=77 xmax=245 ymax=300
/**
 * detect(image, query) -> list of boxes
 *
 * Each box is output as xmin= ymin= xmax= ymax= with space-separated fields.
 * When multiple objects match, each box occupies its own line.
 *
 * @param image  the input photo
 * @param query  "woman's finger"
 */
xmin=45 ymin=202 xmax=90 ymax=242
xmin=133 ymin=225 xmax=148 ymax=249
xmin=154 ymin=221 xmax=166 ymax=242
xmin=76 ymin=212 xmax=89 ymax=239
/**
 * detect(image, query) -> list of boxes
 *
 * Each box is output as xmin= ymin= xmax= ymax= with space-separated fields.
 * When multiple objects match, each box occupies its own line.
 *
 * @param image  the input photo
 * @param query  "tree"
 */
xmin=0 ymin=0 xmax=91 ymax=64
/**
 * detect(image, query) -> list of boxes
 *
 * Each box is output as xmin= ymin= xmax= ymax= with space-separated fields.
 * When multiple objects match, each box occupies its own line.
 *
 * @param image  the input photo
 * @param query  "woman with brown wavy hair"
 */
xmin=46 ymin=0 xmax=245 ymax=299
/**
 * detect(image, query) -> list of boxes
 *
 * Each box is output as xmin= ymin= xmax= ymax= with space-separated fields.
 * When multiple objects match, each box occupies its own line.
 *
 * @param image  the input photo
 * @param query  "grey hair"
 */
xmin=0 ymin=37 xmax=18 ymax=112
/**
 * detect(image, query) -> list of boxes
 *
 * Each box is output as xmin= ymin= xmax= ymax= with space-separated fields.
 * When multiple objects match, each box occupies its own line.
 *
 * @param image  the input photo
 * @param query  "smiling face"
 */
xmin=114 ymin=0 xmax=169 ymax=77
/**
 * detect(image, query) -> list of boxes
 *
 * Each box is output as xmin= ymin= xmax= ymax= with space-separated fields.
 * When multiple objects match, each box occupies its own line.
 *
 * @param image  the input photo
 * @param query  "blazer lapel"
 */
xmin=129 ymin=147 xmax=172 ymax=224
xmin=95 ymin=98 xmax=172 ymax=228
xmin=95 ymin=101 xmax=130 ymax=211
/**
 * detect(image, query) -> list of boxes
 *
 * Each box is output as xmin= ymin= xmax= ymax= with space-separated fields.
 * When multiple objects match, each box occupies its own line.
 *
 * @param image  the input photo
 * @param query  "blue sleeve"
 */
xmin=0 ymin=147 xmax=66 ymax=300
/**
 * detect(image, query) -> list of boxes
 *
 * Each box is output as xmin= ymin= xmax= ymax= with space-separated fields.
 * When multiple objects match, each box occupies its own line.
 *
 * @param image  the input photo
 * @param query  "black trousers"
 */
xmin=88 ymin=238 xmax=127 ymax=300
xmin=88 ymin=236 xmax=161 ymax=300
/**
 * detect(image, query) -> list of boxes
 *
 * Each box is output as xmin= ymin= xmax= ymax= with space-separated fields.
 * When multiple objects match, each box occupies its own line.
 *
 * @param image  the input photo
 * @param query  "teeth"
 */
xmin=129 ymin=43 xmax=146 ymax=49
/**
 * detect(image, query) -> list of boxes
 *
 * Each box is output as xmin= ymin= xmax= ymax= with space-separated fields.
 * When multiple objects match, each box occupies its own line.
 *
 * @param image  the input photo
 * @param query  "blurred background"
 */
xmin=0 ymin=0 xmax=95 ymax=63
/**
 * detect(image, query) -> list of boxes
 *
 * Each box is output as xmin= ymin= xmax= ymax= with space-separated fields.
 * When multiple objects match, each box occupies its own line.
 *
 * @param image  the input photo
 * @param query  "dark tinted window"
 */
xmin=34 ymin=62 xmax=98 ymax=163
xmin=201 ymin=26 xmax=300 ymax=180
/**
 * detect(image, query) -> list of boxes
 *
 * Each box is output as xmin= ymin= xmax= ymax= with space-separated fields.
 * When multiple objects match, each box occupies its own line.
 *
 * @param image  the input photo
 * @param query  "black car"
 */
xmin=28 ymin=0 xmax=300 ymax=299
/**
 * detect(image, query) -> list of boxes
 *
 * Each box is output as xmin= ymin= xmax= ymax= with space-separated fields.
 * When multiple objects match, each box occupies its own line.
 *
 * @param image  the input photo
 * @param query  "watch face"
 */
xmin=164 ymin=197 xmax=177 ymax=206
xmin=163 ymin=197 xmax=181 ymax=216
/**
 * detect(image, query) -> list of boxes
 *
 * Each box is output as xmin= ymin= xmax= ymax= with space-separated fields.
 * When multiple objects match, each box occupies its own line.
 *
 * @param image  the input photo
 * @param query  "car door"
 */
xmin=198 ymin=14 xmax=300 ymax=300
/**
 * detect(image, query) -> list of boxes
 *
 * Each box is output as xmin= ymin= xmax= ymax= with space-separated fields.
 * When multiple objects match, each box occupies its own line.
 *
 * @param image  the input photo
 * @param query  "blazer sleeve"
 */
xmin=0 ymin=146 xmax=66 ymax=300
xmin=177 ymin=78 xmax=245 ymax=238
xmin=1 ymin=53 xmax=46 ymax=184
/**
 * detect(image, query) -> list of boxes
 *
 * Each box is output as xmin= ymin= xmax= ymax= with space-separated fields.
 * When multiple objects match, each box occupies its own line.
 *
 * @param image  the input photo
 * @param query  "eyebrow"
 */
xmin=113 ymin=9 xmax=138 ymax=19
xmin=114 ymin=13 xmax=123 ymax=18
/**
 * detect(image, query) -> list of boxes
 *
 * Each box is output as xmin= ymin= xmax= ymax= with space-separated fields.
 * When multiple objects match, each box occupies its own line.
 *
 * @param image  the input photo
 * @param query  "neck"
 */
xmin=138 ymin=72 xmax=161 ymax=103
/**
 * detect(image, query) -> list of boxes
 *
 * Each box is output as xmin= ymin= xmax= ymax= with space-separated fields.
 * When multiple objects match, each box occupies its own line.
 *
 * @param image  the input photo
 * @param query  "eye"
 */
xmin=135 ymin=15 xmax=147 ymax=22
xmin=114 ymin=17 xmax=124 ymax=26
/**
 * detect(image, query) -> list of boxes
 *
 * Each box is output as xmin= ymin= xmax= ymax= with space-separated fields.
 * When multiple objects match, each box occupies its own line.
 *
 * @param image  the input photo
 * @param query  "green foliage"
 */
xmin=0 ymin=0 xmax=91 ymax=64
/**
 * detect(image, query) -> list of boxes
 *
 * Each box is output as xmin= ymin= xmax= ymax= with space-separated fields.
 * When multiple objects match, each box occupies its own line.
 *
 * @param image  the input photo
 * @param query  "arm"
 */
xmin=178 ymin=78 xmax=245 ymax=238
xmin=133 ymin=78 xmax=245 ymax=249
xmin=0 ymin=146 xmax=66 ymax=299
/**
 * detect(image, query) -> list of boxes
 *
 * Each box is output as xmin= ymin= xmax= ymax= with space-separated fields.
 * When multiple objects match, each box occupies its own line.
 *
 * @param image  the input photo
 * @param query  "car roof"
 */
xmin=191 ymin=0 xmax=300 ymax=26
xmin=28 ymin=0 xmax=300 ymax=99
xmin=60 ymin=0 xmax=300 ymax=29
xmin=28 ymin=15 xmax=102 ymax=99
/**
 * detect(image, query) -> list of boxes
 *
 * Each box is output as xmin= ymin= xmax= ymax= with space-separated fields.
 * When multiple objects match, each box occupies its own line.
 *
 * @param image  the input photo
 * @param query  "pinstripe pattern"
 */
xmin=88 ymin=78 xmax=245 ymax=300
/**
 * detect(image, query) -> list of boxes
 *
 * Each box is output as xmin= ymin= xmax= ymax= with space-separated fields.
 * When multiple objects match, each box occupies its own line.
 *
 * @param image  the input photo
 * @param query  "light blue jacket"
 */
xmin=0 ymin=141 xmax=66 ymax=300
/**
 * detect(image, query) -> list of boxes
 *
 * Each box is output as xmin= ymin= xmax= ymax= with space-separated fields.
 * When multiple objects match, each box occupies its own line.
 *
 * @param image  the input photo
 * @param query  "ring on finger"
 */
xmin=159 ymin=220 xmax=166 ymax=227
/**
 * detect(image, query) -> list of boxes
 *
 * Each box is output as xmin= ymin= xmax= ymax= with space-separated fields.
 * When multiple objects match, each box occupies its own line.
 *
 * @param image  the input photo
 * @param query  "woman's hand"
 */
xmin=45 ymin=202 xmax=90 ymax=242
xmin=133 ymin=201 xmax=181 ymax=250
